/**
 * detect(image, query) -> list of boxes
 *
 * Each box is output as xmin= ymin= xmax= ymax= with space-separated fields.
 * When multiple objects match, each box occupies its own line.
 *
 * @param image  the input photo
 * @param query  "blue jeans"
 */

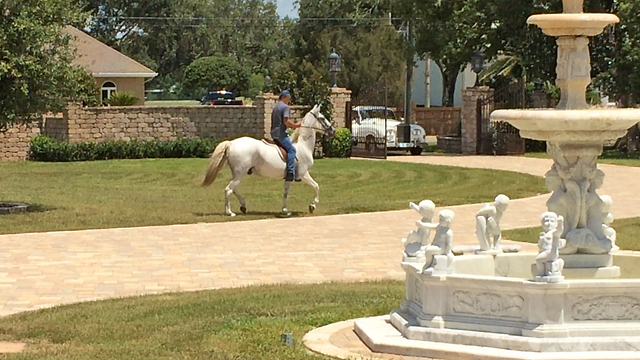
xmin=275 ymin=136 xmax=296 ymax=175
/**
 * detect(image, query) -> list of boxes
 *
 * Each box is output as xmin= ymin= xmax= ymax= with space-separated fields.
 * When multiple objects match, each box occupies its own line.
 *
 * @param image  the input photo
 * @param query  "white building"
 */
xmin=411 ymin=57 xmax=477 ymax=107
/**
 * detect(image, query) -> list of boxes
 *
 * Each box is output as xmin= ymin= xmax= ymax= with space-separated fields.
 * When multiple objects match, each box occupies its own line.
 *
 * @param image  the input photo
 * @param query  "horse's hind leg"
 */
xmin=234 ymin=188 xmax=247 ymax=214
xmin=301 ymin=172 xmax=319 ymax=213
xmin=224 ymin=178 xmax=242 ymax=217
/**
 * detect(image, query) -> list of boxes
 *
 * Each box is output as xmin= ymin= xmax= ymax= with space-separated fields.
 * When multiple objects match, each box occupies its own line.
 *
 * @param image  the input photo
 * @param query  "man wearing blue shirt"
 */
xmin=270 ymin=90 xmax=301 ymax=182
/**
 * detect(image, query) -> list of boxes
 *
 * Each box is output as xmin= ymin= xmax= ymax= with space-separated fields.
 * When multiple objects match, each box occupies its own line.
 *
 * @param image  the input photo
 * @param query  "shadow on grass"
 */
xmin=193 ymin=211 xmax=305 ymax=218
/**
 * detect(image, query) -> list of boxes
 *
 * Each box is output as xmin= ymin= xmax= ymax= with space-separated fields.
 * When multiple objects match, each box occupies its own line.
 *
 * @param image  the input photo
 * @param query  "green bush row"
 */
xmin=30 ymin=136 xmax=221 ymax=162
xmin=322 ymin=127 xmax=351 ymax=158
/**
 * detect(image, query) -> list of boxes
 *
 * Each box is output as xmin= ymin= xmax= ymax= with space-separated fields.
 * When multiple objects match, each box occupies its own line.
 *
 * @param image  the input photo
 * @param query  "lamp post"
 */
xmin=328 ymin=48 xmax=342 ymax=88
xmin=471 ymin=51 xmax=484 ymax=87
xmin=264 ymin=75 xmax=272 ymax=94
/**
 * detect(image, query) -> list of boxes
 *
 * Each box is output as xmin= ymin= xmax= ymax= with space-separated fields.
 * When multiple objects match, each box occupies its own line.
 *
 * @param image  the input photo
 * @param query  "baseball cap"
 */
xmin=280 ymin=90 xmax=291 ymax=98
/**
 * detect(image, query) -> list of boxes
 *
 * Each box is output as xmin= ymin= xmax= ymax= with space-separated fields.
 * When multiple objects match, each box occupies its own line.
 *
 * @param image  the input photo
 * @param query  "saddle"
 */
xmin=262 ymin=139 xmax=288 ymax=162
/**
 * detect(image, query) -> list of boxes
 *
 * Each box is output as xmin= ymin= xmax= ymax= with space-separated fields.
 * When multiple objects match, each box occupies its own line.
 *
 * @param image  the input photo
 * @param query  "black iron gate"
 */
xmin=346 ymin=81 xmax=389 ymax=159
xmin=476 ymin=81 xmax=526 ymax=155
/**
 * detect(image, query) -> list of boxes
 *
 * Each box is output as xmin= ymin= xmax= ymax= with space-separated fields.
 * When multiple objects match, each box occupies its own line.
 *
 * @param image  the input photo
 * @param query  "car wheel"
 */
xmin=410 ymin=147 xmax=423 ymax=156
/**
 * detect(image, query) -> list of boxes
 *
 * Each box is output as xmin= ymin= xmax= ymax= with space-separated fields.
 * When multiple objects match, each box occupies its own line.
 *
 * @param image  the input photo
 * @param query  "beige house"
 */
xmin=65 ymin=26 xmax=157 ymax=105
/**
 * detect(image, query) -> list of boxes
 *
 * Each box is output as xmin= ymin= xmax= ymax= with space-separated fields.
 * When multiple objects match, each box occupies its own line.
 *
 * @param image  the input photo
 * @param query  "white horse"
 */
xmin=202 ymin=104 xmax=335 ymax=216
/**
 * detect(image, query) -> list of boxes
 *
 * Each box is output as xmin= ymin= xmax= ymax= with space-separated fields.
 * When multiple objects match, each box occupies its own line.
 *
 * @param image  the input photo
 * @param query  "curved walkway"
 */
xmin=0 ymin=155 xmax=639 ymax=318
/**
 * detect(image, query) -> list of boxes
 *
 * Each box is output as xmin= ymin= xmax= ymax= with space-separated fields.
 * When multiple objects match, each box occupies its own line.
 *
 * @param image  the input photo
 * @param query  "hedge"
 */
xmin=30 ymin=136 xmax=221 ymax=162
xmin=322 ymin=127 xmax=351 ymax=158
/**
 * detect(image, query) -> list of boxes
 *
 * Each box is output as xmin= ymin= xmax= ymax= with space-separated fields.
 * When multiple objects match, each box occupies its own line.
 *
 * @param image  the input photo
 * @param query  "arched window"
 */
xmin=101 ymin=81 xmax=117 ymax=103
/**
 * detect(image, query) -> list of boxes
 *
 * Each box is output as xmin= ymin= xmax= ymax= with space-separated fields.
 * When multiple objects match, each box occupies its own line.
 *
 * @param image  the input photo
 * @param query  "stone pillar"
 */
xmin=461 ymin=86 xmax=493 ymax=155
xmin=330 ymin=87 xmax=352 ymax=128
xmin=254 ymin=93 xmax=279 ymax=139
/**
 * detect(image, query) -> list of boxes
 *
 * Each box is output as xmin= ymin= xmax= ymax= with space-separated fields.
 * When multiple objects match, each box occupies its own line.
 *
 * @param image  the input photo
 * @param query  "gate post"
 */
xmin=461 ymin=86 xmax=494 ymax=155
xmin=330 ymin=87 xmax=352 ymax=128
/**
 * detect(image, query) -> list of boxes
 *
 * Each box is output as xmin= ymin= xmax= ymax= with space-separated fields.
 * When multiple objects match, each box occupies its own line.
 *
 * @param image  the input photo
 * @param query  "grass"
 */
xmin=504 ymin=216 xmax=640 ymax=251
xmin=0 ymin=280 xmax=404 ymax=360
xmin=526 ymin=149 xmax=640 ymax=167
xmin=0 ymin=158 xmax=546 ymax=235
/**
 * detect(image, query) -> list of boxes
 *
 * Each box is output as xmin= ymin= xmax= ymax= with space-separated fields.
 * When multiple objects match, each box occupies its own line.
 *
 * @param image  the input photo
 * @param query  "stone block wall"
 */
xmin=44 ymin=115 xmax=68 ymax=142
xmin=461 ymin=87 xmax=494 ymax=155
xmin=0 ymin=122 xmax=41 ymax=161
xmin=414 ymin=107 xmax=461 ymax=136
xmin=0 ymin=92 xmax=352 ymax=161
xmin=64 ymin=102 xmax=263 ymax=143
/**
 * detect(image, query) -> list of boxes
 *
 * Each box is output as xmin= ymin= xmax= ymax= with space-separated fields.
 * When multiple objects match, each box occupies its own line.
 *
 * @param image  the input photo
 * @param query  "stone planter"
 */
xmin=436 ymin=135 xmax=462 ymax=154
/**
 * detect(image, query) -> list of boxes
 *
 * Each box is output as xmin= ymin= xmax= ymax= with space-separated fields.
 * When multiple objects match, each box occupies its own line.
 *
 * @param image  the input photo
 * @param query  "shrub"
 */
xmin=104 ymin=92 xmax=139 ymax=106
xmin=30 ymin=136 xmax=221 ymax=162
xmin=322 ymin=128 xmax=351 ymax=158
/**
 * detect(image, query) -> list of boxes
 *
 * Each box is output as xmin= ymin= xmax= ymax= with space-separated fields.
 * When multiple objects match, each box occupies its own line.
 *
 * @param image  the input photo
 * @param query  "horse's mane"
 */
xmin=290 ymin=111 xmax=311 ymax=143
xmin=291 ymin=128 xmax=301 ymax=143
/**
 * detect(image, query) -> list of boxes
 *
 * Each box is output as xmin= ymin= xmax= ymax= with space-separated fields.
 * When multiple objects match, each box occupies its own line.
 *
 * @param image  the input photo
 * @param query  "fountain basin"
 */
xmin=490 ymin=108 xmax=640 ymax=142
xmin=349 ymin=252 xmax=640 ymax=359
xmin=527 ymin=13 xmax=619 ymax=36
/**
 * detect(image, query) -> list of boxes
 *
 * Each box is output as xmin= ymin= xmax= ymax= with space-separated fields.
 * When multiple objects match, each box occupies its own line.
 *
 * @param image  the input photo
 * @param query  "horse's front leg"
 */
xmin=301 ymin=172 xmax=319 ymax=213
xmin=282 ymin=181 xmax=292 ymax=216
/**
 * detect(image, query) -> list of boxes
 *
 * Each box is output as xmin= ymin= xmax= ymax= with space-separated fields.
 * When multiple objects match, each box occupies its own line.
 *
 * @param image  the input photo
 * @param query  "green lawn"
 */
xmin=526 ymin=150 xmax=640 ymax=167
xmin=0 ymin=281 xmax=404 ymax=360
xmin=0 ymin=158 xmax=546 ymax=235
xmin=504 ymin=216 xmax=640 ymax=251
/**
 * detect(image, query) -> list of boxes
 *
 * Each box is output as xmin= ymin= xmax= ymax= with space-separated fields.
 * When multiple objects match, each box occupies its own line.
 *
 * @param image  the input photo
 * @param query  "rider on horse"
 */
xmin=271 ymin=90 xmax=302 ymax=182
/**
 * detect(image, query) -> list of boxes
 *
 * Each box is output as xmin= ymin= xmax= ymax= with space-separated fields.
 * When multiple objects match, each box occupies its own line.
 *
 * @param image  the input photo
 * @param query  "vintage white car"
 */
xmin=350 ymin=106 xmax=427 ymax=155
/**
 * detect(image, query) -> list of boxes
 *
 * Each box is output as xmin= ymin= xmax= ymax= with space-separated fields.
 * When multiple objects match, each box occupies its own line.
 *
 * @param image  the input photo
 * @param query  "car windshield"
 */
xmin=361 ymin=108 xmax=397 ymax=120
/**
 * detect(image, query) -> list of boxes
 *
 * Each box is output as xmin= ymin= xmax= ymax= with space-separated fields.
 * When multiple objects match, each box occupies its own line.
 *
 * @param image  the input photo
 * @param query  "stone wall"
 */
xmin=0 ymin=91 xmax=353 ymax=161
xmin=0 ymin=122 xmax=41 ymax=161
xmin=44 ymin=115 xmax=68 ymax=142
xmin=414 ymin=107 xmax=461 ymax=136
xmin=61 ymin=102 xmax=263 ymax=143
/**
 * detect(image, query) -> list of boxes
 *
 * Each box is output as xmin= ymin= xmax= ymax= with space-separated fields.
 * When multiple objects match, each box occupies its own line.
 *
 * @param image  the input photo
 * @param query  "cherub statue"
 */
xmin=601 ymin=195 xmax=619 ymax=252
xmin=422 ymin=209 xmax=455 ymax=272
xmin=402 ymin=200 xmax=436 ymax=258
xmin=475 ymin=194 xmax=510 ymax=251
xmin=535 ymin=212 xmax=565 ymax=280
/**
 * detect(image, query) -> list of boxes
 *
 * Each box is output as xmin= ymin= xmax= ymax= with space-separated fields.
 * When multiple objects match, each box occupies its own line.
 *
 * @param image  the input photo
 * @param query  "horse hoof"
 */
xmin=240 ymin=206 xmax=247 ymax=214
xmin=227 ymin=212 xmax=236 ymax=217
xmin=309 ymin=204 xmax=316 ymax=213
xmin=282 ymin=209 xmax=292 ymax=217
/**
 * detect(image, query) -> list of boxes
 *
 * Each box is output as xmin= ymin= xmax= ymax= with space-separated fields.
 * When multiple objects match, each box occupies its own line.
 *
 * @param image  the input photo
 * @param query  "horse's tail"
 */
xmin=202 ymin=140 xmax=231 ymax=187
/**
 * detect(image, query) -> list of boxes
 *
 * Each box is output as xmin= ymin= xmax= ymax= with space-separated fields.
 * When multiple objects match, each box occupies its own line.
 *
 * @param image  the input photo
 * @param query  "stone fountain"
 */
xmin=304 ymin=1 xmax=640 ymax=359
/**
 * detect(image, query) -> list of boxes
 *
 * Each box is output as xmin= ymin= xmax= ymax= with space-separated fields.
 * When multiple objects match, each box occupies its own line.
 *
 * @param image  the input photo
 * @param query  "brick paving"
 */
xmin=0 ymin=155 xmax=639 ymax=318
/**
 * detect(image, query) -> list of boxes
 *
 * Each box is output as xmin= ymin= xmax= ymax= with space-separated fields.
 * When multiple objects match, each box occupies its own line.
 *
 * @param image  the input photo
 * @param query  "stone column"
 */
xmin=461 ymin=86 xmax=493 ymax=155
xmin=330 ymin=87 xmax=352 ymax=128
xmin=254 ymin=93 xmax=279 ymax=139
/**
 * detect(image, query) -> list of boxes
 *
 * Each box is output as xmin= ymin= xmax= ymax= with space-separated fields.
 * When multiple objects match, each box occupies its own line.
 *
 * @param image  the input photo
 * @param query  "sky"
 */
xmin=276 ymin=0 xmax=298 ymax=18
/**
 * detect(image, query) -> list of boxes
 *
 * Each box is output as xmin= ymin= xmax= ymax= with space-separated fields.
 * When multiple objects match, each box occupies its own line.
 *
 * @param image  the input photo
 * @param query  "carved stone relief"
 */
xmin=572 ymin=296 xmax=640 ymax=321
xmin=452 ymin=291 xmax=524 ymax=319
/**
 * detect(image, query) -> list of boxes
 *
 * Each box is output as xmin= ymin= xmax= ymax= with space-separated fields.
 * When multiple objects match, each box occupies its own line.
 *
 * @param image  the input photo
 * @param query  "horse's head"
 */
xmin=307 ymin=104 xmax=335 ymax=136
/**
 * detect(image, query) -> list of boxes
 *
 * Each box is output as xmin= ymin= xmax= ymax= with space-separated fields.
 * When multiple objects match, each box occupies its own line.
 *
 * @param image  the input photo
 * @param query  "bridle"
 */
xmin=300 ymin=111 xmax=334 ymax=134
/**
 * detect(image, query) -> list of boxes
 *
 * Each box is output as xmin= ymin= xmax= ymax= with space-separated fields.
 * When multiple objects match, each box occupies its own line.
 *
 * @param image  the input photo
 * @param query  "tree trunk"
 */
xmin=440 ymin=66 xmax=459 ymax=107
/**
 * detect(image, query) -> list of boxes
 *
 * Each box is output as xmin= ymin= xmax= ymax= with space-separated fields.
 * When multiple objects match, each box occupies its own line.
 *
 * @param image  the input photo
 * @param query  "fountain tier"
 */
xmin=527 ymin=13 xmax=619 ymax=37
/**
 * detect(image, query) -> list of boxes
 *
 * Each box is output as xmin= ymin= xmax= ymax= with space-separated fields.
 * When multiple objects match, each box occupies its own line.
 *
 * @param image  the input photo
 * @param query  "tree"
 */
xmin=183 ymin=56 xmax=251 ymax=97
xmin=0 ymin=0 xmax=90 ymax=126
xmin=397 ymin=0 xmax=496 ymax=106
xmin=82 ymin=0 xmax=288 ymax=97
xmin=293 ymin=0 xmax=405 ymax=104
